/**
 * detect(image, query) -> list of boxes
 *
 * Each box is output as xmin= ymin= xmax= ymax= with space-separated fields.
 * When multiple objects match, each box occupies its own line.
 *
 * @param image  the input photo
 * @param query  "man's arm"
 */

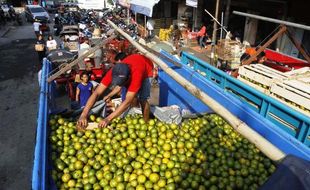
xmin=103 ymin=86 xmax=121 ymax=102
xmin=99 ymin=91 xmax=136 ymax=128
xmin=77 ymin=83 xmax=108 ymax=128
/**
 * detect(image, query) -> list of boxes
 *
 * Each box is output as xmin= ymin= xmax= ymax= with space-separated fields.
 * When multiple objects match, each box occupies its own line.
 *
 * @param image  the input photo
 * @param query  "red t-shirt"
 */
xmin=197 ymin=26 xmax=206 ymax=37
xmin=101 ymin=54 xmax=154 ymax=93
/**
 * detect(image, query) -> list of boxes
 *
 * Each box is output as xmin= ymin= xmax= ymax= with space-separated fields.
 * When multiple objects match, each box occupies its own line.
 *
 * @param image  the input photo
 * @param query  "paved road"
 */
xmin=0 ymin=20 xmax=41 ymax=190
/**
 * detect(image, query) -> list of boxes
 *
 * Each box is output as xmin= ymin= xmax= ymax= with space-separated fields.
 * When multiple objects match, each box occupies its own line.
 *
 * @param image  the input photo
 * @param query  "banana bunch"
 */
xmin=159 ymin=28 xmax=173 ymax=41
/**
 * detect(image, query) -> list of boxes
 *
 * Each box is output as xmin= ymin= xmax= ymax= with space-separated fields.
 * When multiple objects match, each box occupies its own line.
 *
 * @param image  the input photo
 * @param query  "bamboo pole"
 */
xmin=107 ymin=19 xmax=286 ymax=161
xmin=47 ymin=35 xmax=116 ymax=83
xmin=242 ymin=25 xmax=287 ymax=65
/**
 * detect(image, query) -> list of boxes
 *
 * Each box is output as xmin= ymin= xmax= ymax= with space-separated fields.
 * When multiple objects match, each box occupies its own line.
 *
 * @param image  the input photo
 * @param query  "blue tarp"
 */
xmin=129 ymin=0 xmax=160 ymax=17
xmin=260 ymin=155 xmax=310 ymax=190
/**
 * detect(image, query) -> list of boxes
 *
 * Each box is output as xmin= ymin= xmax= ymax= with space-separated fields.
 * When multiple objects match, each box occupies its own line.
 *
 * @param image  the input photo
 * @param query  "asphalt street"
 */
xmin=0 ymin=19 xmax=42 ymax=189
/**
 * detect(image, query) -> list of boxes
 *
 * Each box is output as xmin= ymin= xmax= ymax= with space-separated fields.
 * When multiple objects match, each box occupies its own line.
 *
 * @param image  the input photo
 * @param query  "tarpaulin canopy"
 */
xmin=186 ymin=0 xmax=198 ymax=8
xmin=117 ymin=0 xmax=160 ymax=17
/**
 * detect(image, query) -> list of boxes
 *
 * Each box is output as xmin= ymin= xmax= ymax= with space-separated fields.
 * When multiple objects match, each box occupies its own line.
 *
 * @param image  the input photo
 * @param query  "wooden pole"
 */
xmin=135 ymin=12 xmax=137 ymax=24
xmin=286 ymin=29 xmax=310 ymax=64
xmin=242 ymin=25 xmax=287 ymax=65
xmin=204 ymin=9 xmax=228 ymax=33
xmin=211 ymin=0 xmax=220 ymax=66
xmin=224 ymin=0 xmax=231 ymax=27
xmin=107 ymin=19 xmax=286 ymax=161
xmin=47 ymin=35 xmax=116 ymax=83
xmin=127 ymin=8 xmax=130 ymax=25
xmin=212 ymin=0 xmax=220 ymax=44
xmin=144 ymin=15 xmax=147 ymax=39
xmin=220 ymin=11 xmax=224 ymax=39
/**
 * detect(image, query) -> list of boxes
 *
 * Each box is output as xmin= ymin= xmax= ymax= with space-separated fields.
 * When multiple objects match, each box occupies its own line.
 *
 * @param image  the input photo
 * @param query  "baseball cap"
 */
xmin=111 ymin=63 xmax=130 ymax=87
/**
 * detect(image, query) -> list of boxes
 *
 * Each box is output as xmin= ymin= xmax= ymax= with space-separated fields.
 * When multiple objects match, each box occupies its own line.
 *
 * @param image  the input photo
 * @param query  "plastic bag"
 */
xmin=151 ymin=105 xmax=182 ymax=124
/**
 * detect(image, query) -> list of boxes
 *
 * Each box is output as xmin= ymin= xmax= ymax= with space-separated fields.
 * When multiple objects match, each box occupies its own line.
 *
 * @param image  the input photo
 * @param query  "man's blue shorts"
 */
xmin=121 ymin=77 xmax=152 ymax=101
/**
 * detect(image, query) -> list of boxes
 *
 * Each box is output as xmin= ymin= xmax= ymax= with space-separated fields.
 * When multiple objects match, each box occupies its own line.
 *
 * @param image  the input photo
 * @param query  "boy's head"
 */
xmin=257 ymin=51 xmax=267 ymax=64
xmin=84 ymin=38 xmax=89 ymax=44
xmin=104 ymin=49 xmax=118 ymax=63
xmin=80 ymin=72 xmax=89 ymax=83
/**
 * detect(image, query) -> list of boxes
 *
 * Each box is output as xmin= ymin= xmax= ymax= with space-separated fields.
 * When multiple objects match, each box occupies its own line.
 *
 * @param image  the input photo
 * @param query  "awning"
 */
xmin=186 ymin=0 xmax=197 ymax=8
xmin=117 ymin=0 xmax=130 ymax=8
xmin=130 ymin=0 xmax=160 ymax=17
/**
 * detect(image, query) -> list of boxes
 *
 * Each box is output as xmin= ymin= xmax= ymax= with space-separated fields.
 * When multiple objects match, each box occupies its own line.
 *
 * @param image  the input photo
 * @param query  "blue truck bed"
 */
xmin=32 ymin=52 xmax=310 ymax=189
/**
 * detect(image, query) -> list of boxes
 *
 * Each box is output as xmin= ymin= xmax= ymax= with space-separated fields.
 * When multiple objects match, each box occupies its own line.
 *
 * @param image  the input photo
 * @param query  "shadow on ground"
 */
xmin=0 ymin=38 xmax=40 ymax=189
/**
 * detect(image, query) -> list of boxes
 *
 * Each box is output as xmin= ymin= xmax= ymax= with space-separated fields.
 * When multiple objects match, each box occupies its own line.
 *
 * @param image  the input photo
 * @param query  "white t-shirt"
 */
xmin=80 ymin=42 xmax=90 ymax=50
xmin=46 ymin=39 xmax=57 ymax=50
xmin=33 ymin=22 xmax=41 ymax=32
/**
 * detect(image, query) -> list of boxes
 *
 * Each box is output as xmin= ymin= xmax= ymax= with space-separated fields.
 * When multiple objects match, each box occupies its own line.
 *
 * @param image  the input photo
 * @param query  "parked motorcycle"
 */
xmin=15 ymin=13 xmax=22 ymax=25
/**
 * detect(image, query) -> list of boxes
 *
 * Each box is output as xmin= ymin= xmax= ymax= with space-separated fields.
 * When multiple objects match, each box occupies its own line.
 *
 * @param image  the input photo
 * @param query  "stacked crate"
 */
xmin=216 ymin=39 xmax=245 ymax=69
xmin=270 ymin=73 xmax=310 ymax=116
xmin=238 ymin=64 xmax=288 ymax=93
xmin=238 ymin=64 xmax=310 ymax=116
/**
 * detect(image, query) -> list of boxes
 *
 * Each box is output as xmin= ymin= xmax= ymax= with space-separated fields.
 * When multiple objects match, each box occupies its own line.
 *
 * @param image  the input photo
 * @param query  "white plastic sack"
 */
xmin=151 ymin=105 xmax=182 ymax=124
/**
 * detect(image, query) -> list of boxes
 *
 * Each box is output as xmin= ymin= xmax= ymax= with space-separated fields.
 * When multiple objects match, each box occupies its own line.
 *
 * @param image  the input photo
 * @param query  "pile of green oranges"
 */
xmin=49 ymin=114 xmax=276 ymax=190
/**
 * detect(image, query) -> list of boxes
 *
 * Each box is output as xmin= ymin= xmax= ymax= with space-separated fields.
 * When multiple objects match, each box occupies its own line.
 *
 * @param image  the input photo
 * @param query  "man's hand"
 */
xmin=98 ymin=118 xmax=110 ymax=128
xmin=77 ymin=115 xmax=88 ymax=129
xmin=103 ymin=96 xmax=111 ymax=103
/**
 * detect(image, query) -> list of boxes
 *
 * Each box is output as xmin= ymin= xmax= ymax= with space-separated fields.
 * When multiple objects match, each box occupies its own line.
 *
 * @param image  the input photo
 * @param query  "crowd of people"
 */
xmin=0 ymin=4 xmax=18 ymax=26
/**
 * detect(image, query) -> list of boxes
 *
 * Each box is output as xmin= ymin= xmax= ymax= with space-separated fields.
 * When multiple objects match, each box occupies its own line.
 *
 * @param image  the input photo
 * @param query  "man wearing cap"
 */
xmin=77 ymin=54 xmax=154 ymax=128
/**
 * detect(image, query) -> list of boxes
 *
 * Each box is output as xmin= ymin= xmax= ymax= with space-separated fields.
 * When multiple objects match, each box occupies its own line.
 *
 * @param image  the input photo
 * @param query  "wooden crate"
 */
xmin=216 ymin=39 xmax=243 ymax=61
xmin=284 ymin=67 xmax=310 ymax=78
xmin=165 ymin=18 xmax=173 ymax=28
xmin=238 ymin=64 xmax=288 ymax=88
xmin=154 ymin=19 xmax=161 ymax=29
xmin=238 ymin=76 xmax=269 ymax=94
xmin=270 ymin=79 xmax=310 ymax=116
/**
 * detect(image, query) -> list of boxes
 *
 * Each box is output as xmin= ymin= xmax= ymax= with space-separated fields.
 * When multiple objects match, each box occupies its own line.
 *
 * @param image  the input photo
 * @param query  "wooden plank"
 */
xmin=270 ymin=83 xmax=310 ymax=110
xmin=238 ymin=77 xmax=269 ymax=94
xmin=47 ymin=35 xmax=116 ymax=83
xmin=285 ymin=67 xmax=310 ymax=77
xmin=286 ymin=29 xmax=310 ymax=64
xmin=298 ymin=77 xmax=310 ymax=83
xmin=238 ymin=66 xmax=279 ymax=87
xmin=270 ymin=94 xmax=310 ymax=117
xmin=243 ymin=65 xmax=282 ymax=79
xmin=242 ymin=25 xmax=287 ymax=65
xmin=249 ymin=64 xmax=288 ymax=79
xmin=253 ymin=64 xmax=288 ymax=78
xmin=283 ymin=80 xmax=310 ymax=96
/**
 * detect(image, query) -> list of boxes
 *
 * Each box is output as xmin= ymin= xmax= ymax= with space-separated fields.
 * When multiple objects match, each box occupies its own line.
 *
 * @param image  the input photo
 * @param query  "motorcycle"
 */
xmin=15 ymin=13 xmax=22 ymax=25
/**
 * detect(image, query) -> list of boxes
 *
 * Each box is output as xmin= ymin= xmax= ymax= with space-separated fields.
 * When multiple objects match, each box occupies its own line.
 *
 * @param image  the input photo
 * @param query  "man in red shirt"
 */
xmin=77 ymin=54 xmax=154 ymax=128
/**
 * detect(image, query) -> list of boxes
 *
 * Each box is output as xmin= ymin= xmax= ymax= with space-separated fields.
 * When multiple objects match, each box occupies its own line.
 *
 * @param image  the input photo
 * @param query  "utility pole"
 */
xmin=224 ymin=0 xmax=231 ymax=27
xmin=211 ymin=0 xmax=220 ymax=65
